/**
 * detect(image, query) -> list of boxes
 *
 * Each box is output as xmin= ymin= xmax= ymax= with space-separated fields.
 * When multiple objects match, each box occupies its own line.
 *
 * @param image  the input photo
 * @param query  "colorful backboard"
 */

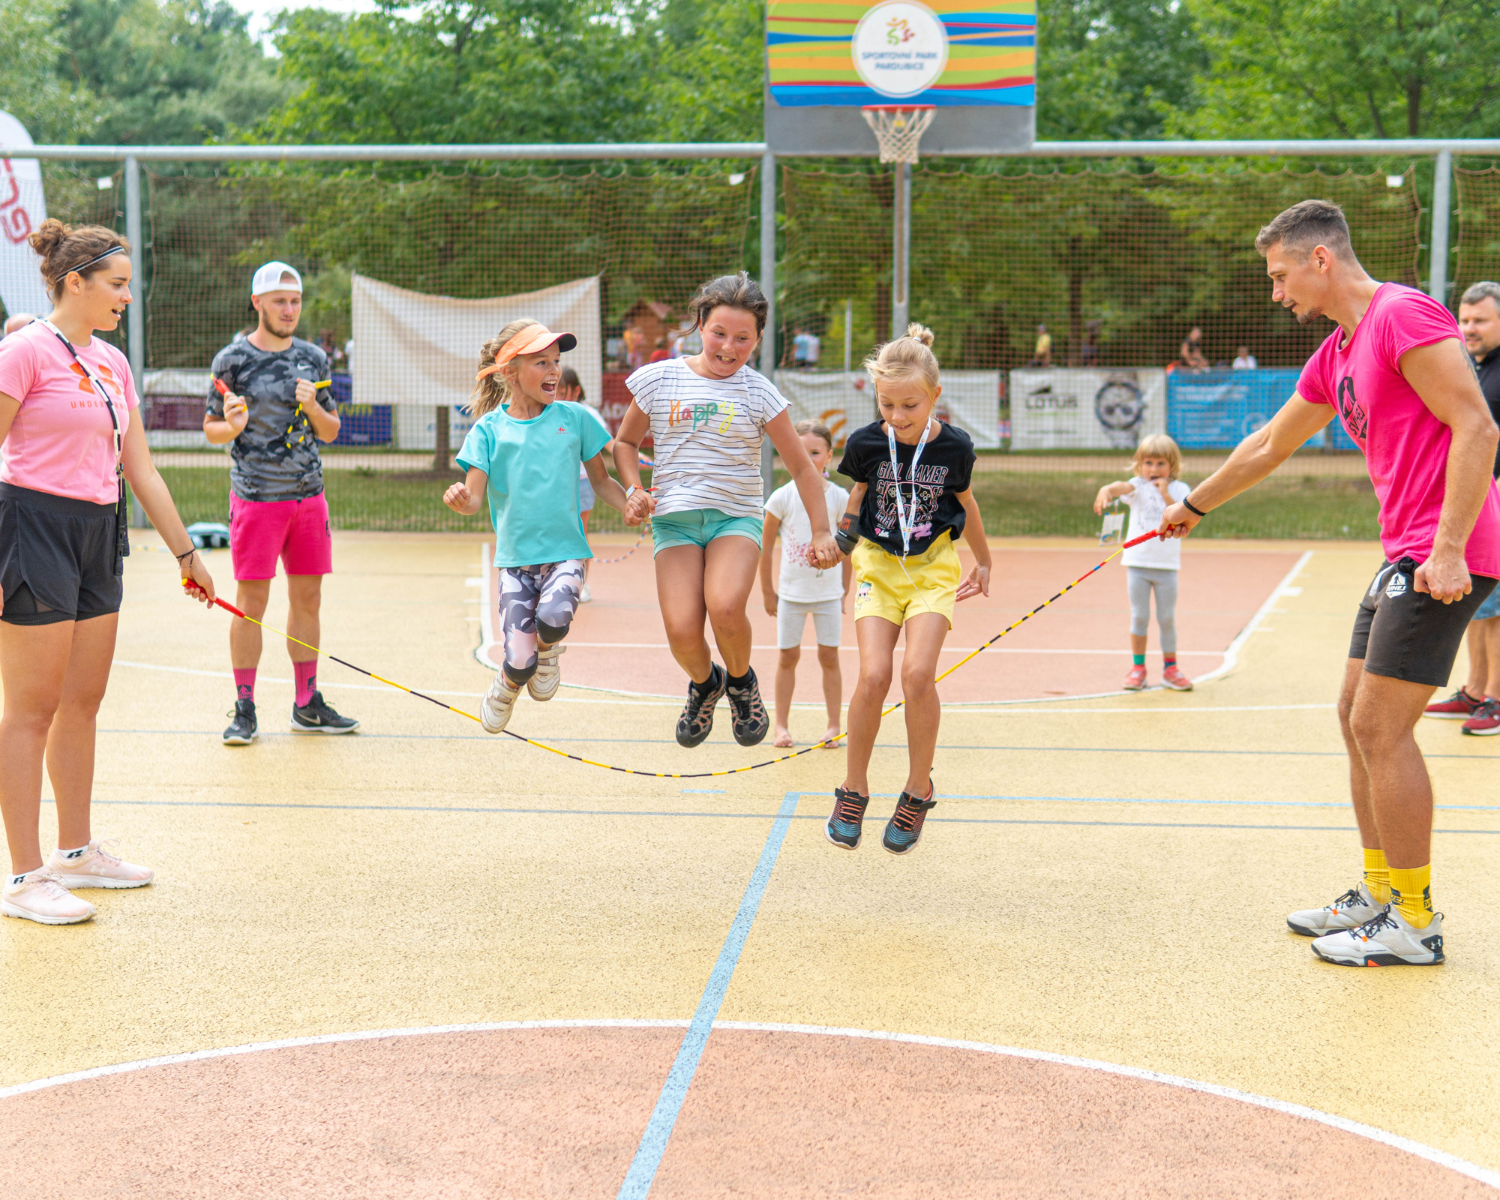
xmin=765 ymin=0 xmax=1036 ymax=155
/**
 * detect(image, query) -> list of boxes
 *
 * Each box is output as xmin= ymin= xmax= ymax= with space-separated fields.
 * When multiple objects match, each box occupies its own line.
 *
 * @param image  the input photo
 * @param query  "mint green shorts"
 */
xmin=651 ymin=507 xmax=763 ymax=556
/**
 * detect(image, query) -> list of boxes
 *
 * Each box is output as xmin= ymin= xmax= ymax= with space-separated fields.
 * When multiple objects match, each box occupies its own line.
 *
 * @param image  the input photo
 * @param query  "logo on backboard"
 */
xmin=851 ymin=1 xmax=949 ymax=99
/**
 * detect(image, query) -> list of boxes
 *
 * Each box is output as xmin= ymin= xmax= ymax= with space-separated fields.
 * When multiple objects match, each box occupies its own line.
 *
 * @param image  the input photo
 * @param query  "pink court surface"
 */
xmin=4 ymin=531 xmax=1500 ymax=1198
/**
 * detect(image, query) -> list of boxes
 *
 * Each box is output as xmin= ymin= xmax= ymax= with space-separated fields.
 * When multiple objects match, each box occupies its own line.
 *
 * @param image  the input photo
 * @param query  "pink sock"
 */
xmin=294 ymin=660 xmax=318 ymax=707
xmin=233 ymin=668 xmax=256 ymax=703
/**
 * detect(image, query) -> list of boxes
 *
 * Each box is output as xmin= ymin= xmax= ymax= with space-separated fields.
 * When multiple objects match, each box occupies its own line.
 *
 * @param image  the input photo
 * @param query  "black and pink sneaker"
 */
xmin=676 ymin=664 xmax=726 ymax=748
xmin=1425 ymin=688 xmax=1484 ymax=720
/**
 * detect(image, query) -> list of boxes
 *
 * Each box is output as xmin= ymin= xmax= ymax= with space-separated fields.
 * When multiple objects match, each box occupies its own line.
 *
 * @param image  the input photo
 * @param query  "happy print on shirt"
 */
xmin=667 ymin=398 xmax=737 ymax=434
xmin=870 ymin=459 xmax=950 ymax=541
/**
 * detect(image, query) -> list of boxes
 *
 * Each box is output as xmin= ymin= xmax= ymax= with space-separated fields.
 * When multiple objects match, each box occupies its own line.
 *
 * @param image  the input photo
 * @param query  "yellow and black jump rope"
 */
xmin=187 ymin=530 xmax=1160 ymax=780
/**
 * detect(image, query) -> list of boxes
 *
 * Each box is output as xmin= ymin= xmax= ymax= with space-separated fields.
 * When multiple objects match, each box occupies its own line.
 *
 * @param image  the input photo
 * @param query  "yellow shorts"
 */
xmin=852 ymin=533 xmax=961 ymax=627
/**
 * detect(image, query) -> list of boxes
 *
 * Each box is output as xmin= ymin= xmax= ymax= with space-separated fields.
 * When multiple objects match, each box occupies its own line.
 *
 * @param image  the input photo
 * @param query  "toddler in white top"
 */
xmin=1093 ymin=433 xmax=1194 ymax=692
xmin=760 ymin=420 xmax=852 ymax=748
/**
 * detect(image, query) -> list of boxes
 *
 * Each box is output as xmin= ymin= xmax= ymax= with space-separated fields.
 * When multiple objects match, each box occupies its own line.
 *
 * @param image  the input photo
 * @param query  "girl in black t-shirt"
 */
xmin=827 ymin=324 xmax=991 ymax=856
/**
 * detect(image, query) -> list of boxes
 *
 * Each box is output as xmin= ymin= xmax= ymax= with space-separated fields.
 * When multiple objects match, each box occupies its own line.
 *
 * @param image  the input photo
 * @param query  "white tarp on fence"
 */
xmin=0 ymin=113 xmax=51 ymax=321
xmin=351 ymin=273 xmax=602 ymax=412
xmin=774 ymin=369 xmax=1001 ymax=449
xmin=1009 ymin=368 xmax=1167 ymax=451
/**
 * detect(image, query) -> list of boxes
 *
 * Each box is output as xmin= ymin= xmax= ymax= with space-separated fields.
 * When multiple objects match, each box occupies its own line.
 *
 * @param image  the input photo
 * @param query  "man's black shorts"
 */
xmin=1350 ymin=557 xmax=1498 ymax=687
xmin=0 ymin=482 xmax=123 ymax=626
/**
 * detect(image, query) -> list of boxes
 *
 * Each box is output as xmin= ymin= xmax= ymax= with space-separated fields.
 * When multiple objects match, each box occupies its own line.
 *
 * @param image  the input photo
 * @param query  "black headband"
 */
xmin=68 ymin=245 xmax=127 ymax=276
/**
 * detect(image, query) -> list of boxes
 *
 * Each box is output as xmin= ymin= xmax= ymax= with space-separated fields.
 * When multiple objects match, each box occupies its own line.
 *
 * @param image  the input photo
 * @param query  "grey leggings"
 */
xmin=499 ymin=560 xmax=584 ymax=683
xmin=1127 ymin=566 xmax=1178 ymax=655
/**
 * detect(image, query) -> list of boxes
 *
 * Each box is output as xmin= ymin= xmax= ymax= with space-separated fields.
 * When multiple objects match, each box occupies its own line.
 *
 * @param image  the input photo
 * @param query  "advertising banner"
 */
xmin=0 ymin=112 xmax=50 ymax=322
xmin=1167 ymin=369 xmax=1357 ymax=451
xmin=1009 ymin=368 xmax=1166 ymax=450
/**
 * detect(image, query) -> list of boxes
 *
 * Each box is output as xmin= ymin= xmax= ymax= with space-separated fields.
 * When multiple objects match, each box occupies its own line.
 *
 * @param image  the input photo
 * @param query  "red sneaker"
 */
xmin=1123 ymin=665 xmax=1147 ymax=690
xmin=1161 ymin=664 xmax=1194 ymax=691
xmin=1462 ymin=698 xmax=1500 ymax=736
xmin=1425 ymin=688 xmax=1484 ymax=720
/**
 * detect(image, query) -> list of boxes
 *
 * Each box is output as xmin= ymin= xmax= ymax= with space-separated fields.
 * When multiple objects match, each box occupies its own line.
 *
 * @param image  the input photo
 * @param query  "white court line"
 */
xmin=1189 ymin=550 xmax=1313 ymax=688
xmin=561 ymin=642 xmax=1223 ymax=656
xmin=1 ymin=1019 xmax=1493 ymax=1190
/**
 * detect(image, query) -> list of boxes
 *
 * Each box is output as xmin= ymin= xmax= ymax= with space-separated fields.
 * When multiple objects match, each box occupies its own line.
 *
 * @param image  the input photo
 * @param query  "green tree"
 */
xmin=1177 ymin=0 xmax=1500 ymax=139
xmin=0 ymin=0 xmax=93 ymax=142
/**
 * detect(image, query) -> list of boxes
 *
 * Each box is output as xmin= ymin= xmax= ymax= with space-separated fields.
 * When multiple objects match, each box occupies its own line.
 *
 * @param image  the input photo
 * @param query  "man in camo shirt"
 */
xmin=204 ymin=261 xmax=358 ymax=744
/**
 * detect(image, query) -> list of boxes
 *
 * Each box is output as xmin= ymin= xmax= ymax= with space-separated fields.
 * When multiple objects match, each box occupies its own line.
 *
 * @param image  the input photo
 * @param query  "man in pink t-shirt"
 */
xmin=1160 ymin=200 xmax=1500 ymax=968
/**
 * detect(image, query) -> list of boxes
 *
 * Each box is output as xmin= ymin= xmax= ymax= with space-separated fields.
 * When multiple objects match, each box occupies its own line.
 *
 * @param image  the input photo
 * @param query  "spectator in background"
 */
xmin=793 ymin=327 xmax=811 ymax=368
xmin=1178 ymin=326 xmax=1209 ymax=371
xmin=1030 ymin=323 xmax=1052 ymax=368
xmin=803 ymin=327 xmax=821 ymax=368
xmin=1426 ymin=280 xmax=1500 ymax=733
xmin=1080 ymin=319 xmax=1101 ymax=367
xmin=1233 ymin=345 xmax=1258 ymax=370
xmin=3 ymin=313 xmax=35 ymax=336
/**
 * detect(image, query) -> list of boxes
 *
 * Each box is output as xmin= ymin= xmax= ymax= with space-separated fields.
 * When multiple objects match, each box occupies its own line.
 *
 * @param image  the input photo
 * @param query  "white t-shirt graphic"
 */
xmin=764 ymin=478 xmax=850 ymax=603
xmin=626 ymin=358 xmax=790 ymax=520
xmin=1120 ymin=475 xmax=1192 ymax=569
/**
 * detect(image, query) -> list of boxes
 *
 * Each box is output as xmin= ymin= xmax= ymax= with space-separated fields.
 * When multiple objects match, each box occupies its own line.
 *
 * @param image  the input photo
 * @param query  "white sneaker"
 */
xmin=1312 ymin=906 xmax=1444 ymax=966
xmin=47 ymin=839 xmax=153 ymax=889
xmin=1287 ymin=881 xmax=1382 ymax=937
xmin=528 ymin=644 xmax=565 ymax=702
xmin=481 ymin=672 xmax=522 ymax=733
xmin=579 ymin=582 xmax=592 ymax=604
xmin=2 ymin=868 xmax=96 ymax=925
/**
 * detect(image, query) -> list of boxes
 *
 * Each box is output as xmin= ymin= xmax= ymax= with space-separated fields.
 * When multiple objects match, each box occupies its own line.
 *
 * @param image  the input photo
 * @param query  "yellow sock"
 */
xmin=1389 ymin=864 xmax=1433 ymax=929
xmin=1362 ymin=848 xmax=1390 ymax=904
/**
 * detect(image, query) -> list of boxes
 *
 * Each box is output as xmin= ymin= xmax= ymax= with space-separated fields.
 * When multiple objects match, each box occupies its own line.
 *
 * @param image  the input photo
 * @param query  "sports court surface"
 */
xmin=4 ymin=531 xmax=1500 ymax=1197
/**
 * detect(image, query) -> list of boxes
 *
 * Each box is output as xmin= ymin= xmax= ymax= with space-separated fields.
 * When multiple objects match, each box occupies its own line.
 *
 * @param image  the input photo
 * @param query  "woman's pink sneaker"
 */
xmin=46 ymin=839 xmax=153 ymax=889
xmin=1161 ymin=664 xmax=1194 ymax=691
xmin=1123 ymin=665 xmax=1148 ymax=690
xmin=1 ymin=868 xmax=96 ymax=925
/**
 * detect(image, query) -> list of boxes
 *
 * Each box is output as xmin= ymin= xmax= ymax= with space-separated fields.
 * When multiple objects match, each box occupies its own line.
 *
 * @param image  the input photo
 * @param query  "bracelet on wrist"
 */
xmin=175 ymin=547 xmax=197 ymax=561
xmin=1182 ymin=497 xmax=1207 ymax=518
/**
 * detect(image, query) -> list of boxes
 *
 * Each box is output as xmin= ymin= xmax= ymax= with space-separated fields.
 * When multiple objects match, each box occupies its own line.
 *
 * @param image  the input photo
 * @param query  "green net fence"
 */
xmin=21 ymin=156 xmax=1449 ymax=541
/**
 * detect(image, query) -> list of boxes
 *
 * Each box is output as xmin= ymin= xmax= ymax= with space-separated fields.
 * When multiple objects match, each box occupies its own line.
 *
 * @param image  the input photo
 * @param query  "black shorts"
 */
xmin=1349 ymin=557 xmax=1498 ymax=686
xmin=0 ymin=482 xmax=124 ymax=626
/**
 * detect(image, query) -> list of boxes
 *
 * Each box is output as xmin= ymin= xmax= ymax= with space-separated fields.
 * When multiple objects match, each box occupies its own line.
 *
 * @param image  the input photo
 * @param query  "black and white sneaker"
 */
xmin=676 ymin=664 xmax=726 ymax=748
xmin=222 ymin=699 xmax=257 ymax=746
xmin=290 ymin=691 xmax=360 ymax=734
xmin=725 ymin=667 xmax=769 ymax=747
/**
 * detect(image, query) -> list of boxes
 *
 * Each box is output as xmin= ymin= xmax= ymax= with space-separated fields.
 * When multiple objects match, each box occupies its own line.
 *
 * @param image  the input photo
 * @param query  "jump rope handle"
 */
xmin=213 ymin=377 xmax=230 ymax=396
xmin=1122 ymin=529 xmax=1168 ymax=549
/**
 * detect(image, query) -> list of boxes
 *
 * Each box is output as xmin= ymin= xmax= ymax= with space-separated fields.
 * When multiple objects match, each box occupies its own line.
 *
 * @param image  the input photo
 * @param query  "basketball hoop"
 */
xmin=861 ymin=105 xmax=936 ymax=165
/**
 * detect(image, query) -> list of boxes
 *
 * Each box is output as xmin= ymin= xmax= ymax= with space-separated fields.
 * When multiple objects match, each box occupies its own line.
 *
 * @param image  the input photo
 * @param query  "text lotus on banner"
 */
xmin=1009 ymin=368 xmax=1167 ymax=451
xmin=0 ymin=113 xmax=50 ymax=322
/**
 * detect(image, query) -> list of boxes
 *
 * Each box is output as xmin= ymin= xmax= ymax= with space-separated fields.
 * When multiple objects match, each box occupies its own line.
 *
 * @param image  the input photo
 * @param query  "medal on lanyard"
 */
xmin=887 ymin=419 xmax=931 ymax=558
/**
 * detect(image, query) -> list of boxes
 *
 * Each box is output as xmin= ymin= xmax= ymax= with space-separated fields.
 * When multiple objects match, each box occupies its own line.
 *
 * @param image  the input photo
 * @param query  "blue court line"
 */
xmin=615 ymin=791 xmax=800 ymax=1200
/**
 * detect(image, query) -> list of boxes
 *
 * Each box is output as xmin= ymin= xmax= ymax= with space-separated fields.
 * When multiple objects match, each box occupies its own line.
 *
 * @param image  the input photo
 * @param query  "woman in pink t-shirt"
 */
xmin=0 ymin=219 xmax=216 ymax=927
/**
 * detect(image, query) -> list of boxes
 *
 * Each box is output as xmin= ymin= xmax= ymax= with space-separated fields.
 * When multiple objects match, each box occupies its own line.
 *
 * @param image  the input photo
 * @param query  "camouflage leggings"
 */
xmin=499 ymin=560 xmax=585 ymax=683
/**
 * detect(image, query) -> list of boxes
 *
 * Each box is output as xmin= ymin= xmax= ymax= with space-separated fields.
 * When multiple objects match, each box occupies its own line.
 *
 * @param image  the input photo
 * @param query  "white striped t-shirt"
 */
xmin=626 ymin=357 xmax=789 ymax=519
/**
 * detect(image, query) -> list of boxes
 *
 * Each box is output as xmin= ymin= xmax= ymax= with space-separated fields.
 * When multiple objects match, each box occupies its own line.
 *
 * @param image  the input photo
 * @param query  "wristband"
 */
xmin=834 ymin=513 xmax=859 ymax=556
xmin=1182 ymin=497 xmax=1207 ymax=518
xmin=175 ymin=547 xmax=197 ymax=561
xmin=626 ymin=485 xmax=641 ymax=501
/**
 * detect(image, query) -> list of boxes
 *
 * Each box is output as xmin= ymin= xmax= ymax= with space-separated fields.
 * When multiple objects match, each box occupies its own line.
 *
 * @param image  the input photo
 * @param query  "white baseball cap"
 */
xmin=251 ymin=261 xmax=303 ymax=297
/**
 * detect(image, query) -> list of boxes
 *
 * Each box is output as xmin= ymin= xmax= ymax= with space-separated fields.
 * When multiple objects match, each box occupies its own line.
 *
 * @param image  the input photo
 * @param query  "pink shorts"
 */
xmin=230 ymin=492 xmax=333 ymax=581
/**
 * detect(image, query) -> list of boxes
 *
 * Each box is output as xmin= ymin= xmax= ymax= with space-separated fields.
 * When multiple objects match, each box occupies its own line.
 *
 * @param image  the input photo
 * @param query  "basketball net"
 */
xmin=861 ymin=106 xmax=937 ymax=165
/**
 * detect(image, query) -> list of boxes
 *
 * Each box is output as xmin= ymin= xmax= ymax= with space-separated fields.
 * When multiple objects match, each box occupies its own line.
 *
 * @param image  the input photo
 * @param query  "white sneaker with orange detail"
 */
xmin=47 ymin=839 xmax=154 ymax=889
xmin=1286 ymin=881 xmax=1382 ymax=937
xmin=2 ymin=868 xmax=97 ymax=924
xmin=1312 ymin=906 xmax=1444 ymax=966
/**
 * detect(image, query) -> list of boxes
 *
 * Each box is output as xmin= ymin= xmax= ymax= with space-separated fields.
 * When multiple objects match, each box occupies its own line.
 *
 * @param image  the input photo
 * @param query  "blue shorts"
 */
xmin=1476 ymin=584 xmax=1500 ymax=621
xmin=651 ymin=507 xmax=763 ymax=556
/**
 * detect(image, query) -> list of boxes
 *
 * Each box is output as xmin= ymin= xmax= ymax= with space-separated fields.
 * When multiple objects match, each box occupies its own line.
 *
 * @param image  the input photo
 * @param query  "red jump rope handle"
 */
xmin=179 ymin=577 xmax=245 ymax=618
xmin=1122 ymin=529 xmax=1167 ymax=549
xmin=213 ymin=377 xmax=230 ymax=396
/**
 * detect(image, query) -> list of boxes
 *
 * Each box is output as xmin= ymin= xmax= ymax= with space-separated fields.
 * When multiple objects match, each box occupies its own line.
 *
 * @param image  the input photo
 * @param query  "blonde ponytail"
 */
xmin=863 ymin=322 xmax=940 ymax=398
xmin=469 ymin=318 xmax=540 ymax=416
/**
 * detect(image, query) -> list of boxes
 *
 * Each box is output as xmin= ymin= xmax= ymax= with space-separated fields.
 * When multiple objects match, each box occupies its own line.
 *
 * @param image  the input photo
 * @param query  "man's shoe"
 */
xmin=290 ymin=691 xmax=359 ymax=734
xmin=1312 ymin=906 xmax=1444 ymax=966
xmin=725 ymin=668 xmax=770 ymax=747
xmin=1461 ymin=697 xmax=1500 ymax=735
xmin=1 ymin=868 xmax=96 ymax=925
xmin=529 ymin=644 xmax=565 ymax=702
xmin=676 ymin=664 xmax=726 ymax=748
xmin=223 ymin=699 xmax=257 ymax=745
xmin=1424 ymin=687 xmax=1484 ymax=719
xmin=883 ymin=783 xmax=936 ymax=855
xmin=1287 ymin=881 xmax=1383 ymax=937
xmin=826 ymin=787 xmax=869 ymax=850
xmin=1123 ymin=665 xmax=1147 ymax=691
xmin=481 ymin=672 xmax=522 ymax=734
xmin=47 ymin=839 xmax=153 ymax=889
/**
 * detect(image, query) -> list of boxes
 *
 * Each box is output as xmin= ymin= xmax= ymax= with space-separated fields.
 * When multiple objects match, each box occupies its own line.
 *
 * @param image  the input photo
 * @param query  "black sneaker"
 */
xmin=725 ymin=667 xmax=769 ymax=747
xmin=882 ymin=783 xmax=936 ymax=855
xmin=222 ymin=699 xmax=257 ymax=746
xmin=676 ymin=664 xmax=726 ymax=748
xmin=825 ymin=787 xmax=869 ymax=850
xmin=290 ymin=691 xmax=360 ymax=734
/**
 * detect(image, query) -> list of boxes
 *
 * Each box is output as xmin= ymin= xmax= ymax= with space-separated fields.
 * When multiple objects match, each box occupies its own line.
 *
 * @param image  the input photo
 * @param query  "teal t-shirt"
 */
xmin=456 ymin=400 xmax=612 ymax=568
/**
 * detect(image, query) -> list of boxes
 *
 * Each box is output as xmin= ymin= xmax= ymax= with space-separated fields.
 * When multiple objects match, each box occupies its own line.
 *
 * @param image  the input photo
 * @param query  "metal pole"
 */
xmin=1429 ymin=148 xmax=1453 ymax=303
xmin=843 ymin=297 xmax=853 ymax=374
xmin=124 ymin=155 xmax=144 ymax=387
xmin=892 ymin=162 xmax=910 ymax=337
xmin=760 ymin=150 xmax=777 ymax=498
